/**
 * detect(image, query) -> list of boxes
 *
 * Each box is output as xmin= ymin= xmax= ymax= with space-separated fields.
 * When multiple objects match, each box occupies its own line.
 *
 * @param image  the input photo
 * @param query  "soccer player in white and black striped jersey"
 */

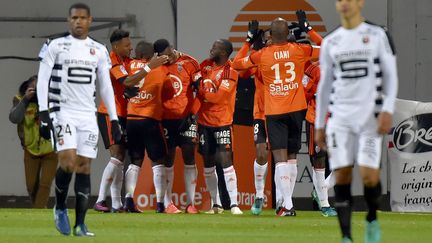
xmin=315 ymin=0 xmax=398 ymax=242
xmin=37 ymin=3 xmax=122 ymax=237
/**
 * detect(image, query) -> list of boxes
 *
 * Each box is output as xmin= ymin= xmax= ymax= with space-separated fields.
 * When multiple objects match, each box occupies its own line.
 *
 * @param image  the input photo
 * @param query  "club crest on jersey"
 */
xmin=177 ymin=64 xmax=183 ymax=72
xmin=362 ymin=36 xmax=369 ymax=44
xmin=90 ymin=48 xmax=96 ymax=55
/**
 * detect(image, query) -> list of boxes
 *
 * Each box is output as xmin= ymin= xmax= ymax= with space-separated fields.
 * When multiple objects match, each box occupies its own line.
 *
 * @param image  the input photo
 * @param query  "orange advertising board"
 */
xmin=133 ymin=125 xmax=273 ymax=211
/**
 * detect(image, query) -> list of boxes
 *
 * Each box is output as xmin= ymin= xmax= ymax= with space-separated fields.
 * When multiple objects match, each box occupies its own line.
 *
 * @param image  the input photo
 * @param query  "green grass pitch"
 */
xmin=0 ymin=209 xmax=431 ymax=242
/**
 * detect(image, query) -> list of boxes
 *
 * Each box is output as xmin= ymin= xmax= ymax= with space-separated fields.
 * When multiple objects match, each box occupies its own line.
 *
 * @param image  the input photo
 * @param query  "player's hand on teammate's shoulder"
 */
xmin=148 ymin=53 xmax=169 ymax=69
xmin=314 ymin=128 xmax=327 ymax=151
xmin=377 ymin=112 xmax=393 ymax=135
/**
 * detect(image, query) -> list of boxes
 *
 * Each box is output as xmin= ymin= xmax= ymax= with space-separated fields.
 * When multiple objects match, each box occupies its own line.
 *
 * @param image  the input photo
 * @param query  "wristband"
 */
xmin=143 ymin=64 xmax=151 ymax=73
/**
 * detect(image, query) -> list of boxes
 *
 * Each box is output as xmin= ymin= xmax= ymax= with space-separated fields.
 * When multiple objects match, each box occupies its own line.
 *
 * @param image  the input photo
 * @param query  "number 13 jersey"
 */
xmin=316 ymin=22 xmax=397 ymax=128
xmin=233 ymin=42 xmax=319 ymax=116
xmin=40 ymin=35 xmax=111 ymax=114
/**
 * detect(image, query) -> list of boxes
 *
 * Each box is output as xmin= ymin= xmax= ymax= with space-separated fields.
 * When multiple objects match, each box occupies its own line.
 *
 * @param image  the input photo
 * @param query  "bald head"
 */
xmin=271 ymin=18 xmax=289 ymax=43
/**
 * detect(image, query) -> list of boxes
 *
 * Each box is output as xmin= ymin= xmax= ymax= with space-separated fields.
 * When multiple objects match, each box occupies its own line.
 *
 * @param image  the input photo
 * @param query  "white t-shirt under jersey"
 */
xmin=316 ymin=21 xmax=398 ymax=129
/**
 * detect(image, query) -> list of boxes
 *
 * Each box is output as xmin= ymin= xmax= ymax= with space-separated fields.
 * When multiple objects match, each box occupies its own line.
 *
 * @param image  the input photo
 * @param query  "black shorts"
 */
xmin=126 ymin=118 xmax=167 ymax=162
xmin=162 ymin=118 xmax=198 ymax=149
xmin=97 ymin=112 xmax=127 ymax=149
xmin=253 ymin=119 xmax=267 ymax=145
xmin=305 ymin=121 xmax=327 ymax=164
xmin=266 ymin=110 xmax=306 ymax=152
xmin=198 ymin=125 xmax=233 ymax=155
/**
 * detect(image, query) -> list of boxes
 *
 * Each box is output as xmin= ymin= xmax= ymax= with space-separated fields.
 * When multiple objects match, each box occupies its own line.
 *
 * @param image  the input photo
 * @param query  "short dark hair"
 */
xmin=153 ymin=39 xmax=171 ymax=54
xmin=136 ymin=41 xmax=154 ymax=59
xmin=219 ymin=39 xmax=233 ymax=57
xmin=69 ymin=3 xmax=91 ymax=16
xmin=110 ymin=29 xmax=130 ymax=43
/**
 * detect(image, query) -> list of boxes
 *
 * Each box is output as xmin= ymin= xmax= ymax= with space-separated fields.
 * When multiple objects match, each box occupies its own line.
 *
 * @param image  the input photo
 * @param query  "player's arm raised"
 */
xmin=314 ymin=40 xmax=333 ymax=150
xmin=296 ymin=10 xmax=323 ymax=46
xmin=377 ymin=29 xmax=398 ymax=135
xmin=123 ymin=54 xmax=168 ymax=87
xmin=231 ymin=50 xmax=261 ymax=70
xmin=233 ymin=20 xmax=257 ymax=62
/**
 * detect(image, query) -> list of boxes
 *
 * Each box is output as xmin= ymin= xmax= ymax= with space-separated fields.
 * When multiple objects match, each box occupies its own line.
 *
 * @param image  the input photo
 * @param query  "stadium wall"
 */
xmin=0 ymin=0 xmax=430 ymax=202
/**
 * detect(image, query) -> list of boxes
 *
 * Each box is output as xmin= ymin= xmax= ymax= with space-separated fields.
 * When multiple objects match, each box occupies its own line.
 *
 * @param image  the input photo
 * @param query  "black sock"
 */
xmin=334 ymin=184 xmax=353 ymax=239
xmin=75 ymin=173 xmax=90 ymax=227
xmin=55 ymin=168 xmax=72 ymax=210
xmin=364 ymin=182 xmax=382 ymax=222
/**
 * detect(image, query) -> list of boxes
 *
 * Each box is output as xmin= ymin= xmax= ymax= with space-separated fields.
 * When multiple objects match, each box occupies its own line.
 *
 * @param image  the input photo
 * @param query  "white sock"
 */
xmin=125 ymin=164 xmax=140 ymax=198
xmin=287 ymin=159 xmax=298 ymax=197
xmin=275 ymin=168 xmax=283 ymax=204
xmin=325 ymin=171 xmax=336 ymax=189
xmin=204 ymin=167 xmax=218 ymax=206
xmin=184 ymin=164 xmax=197 ymax=205
xmin=96 ymin=158 xmax=117 ymax=202
xmin=223 ymin=166 xmax=239 ymax=206
xmin=254 ymin=161 xmax=267 ymax=199
xmin=110 ymin=158 xmax=124 ymax=209
xmin=152 ymin=165 xmax=167 ymax=203
xmin=275 ymin=162 xmax=293 ymax=209
xmin=313 ymin=168 xmax=330 ymax=207
xmin=164 ymin=166 xmax=174 ymax=206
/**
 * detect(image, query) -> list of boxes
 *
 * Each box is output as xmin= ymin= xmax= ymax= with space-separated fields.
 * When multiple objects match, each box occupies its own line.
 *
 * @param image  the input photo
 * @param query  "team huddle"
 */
xmin=37 ymin=1 xmax=397 ymax=242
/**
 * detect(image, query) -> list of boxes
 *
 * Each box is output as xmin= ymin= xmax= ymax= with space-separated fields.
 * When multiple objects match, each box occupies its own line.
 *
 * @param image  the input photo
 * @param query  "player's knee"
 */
xmin=203 ymin=159 xmax=215 ymax=168
xmin=256 ymin=150 xmax=268 ymax=165
xmin=131 ymin=158 xmax=143 ymax=167
xmin=220 ymin=159 xmax=233 ymax=169
xmin=362 ymin=174 xmax=380 ymax=187
xmin=75 ymin=163 xmax=91 ymax=174
xmin=287 ymin=153 xmax=297 ymax=160
xmin=312 ymin=156 xmax=326 ymax=169
xmin=59 ymin=163 xmax=75 ymax=173
xmin=110 ymin=145 xmax=125 ymax=162
xmin=163 ymin=155 xmax=175 ymax=167
xmin=183 ymin=158 xmax=195 ymax=166
xmin=335 ymin=168 xmax=352 ymax=184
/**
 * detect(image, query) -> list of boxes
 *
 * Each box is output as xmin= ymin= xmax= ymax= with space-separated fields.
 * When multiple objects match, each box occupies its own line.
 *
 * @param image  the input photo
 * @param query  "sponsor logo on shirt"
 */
xmin=169 ymin=74 xmax=183 ymax=97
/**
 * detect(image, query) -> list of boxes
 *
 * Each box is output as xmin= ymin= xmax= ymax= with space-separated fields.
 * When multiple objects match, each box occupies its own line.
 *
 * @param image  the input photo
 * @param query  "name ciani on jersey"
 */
xmin=40 ymin=35 xmax=111 ymax=114
xmin=317 ymin=21 xmax=397 ymax=127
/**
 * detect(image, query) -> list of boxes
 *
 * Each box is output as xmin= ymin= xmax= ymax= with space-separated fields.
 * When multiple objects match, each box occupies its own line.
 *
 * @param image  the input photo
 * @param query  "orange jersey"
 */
xmin=98 ymin=51 xmax=131 ymax=117
xmin=232 ymin=42 xmax=319 ymax=116
xmin=233 ymin=42 xmax=257 ymax=79
xmin=127 ymin=59 xmax=175 ymax=121
xmin=163 ymin=52 xmax=201 ymax=119
xmin=304 ymin=62 xmax=320 ymax=124
xmin=197 ymin=61 xmax=238 ymax=127
xmin=233 ymin=42 xmax=264 ymax=120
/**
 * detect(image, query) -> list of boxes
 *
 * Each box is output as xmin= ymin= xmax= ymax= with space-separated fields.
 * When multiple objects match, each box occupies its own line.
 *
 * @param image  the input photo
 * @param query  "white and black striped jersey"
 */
xmin=315 ymin=21 xmax=398 ymax=129
xmin=37 ymin=34 xmax=118 ymax=120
